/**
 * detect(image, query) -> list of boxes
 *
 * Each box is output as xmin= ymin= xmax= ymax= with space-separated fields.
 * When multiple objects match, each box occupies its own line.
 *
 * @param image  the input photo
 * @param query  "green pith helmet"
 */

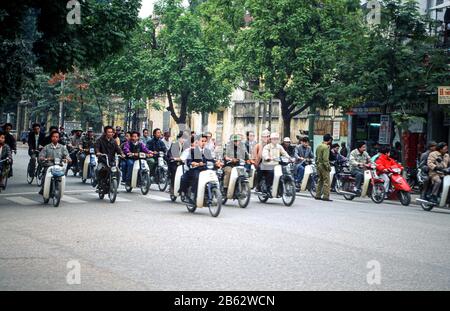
xmin=231 ymin=134 xmax=242 ymax=141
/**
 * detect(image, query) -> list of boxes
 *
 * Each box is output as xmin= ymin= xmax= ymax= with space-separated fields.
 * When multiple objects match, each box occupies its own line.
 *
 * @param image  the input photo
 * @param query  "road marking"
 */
xmin=5 ymin=196 xmax=40 ymax=206
xmin=0 ymin=189 xmax=93 ymax=197
xmin=87 ymin=192 xmax=131 ymax=202
xmin=61 ymin=195 xmax=87 ymax=204
xmin=145 ymin=194 xmax=168 ymax=202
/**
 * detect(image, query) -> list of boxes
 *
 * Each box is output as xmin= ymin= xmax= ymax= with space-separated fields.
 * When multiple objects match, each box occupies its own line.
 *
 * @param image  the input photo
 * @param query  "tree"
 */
xmin=355 ymin=0 xmax=448 ymax=128
xmin=0 ymin=0 xmax=141 ymax=112
xmin=142 ymin=0 xmax=234 ymax=125
xmin=233 ymin=0 xmax=364 ymax=137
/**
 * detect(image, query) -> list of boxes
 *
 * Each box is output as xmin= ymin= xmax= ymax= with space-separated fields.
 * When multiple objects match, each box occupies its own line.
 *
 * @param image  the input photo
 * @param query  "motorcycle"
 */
xmin=65 ymin=147 xmax=81 ymax=177
xmin=41 ymin=158 xmax=66 ymax=207
xmin=334 ymin=162 xmax=385 ymax=203
xmin=81 ymin=147 xmax=97 ymax=185
xmin=170 ymin=163 xmax=187 ymax=202
xmin=300 ymin=160 xmax=336 ymax=198
xmin=385 ymin=167 xmax=412 ymax=206
xmin=256 ymin=157 xmax=296 ymax=206
xmin=151 ymin=151 xmax=169 ymax=192
xmin=125 ymin=152 xmax=151 ymax=195
xmin=416 ymin=168 xmax=450 ymax=211
xmin=184 ymin=161 xmax=222 ymax=217
xmin=96 ymin=154 xmax=120 ymax=203
xmin=218 ymin=159 xmax=252 ymax=208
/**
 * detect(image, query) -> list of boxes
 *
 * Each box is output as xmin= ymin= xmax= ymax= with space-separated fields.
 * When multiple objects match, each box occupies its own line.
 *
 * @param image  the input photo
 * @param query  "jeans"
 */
xmin=125 ymin=159 xmax=135 ymax=183
xmin=351 ymin=168 xmax=364 ymax=191
xmin=296 ymin=164 xmax=305 ymax=183
xmin=379 ymin=173 xmax=390 ymax=193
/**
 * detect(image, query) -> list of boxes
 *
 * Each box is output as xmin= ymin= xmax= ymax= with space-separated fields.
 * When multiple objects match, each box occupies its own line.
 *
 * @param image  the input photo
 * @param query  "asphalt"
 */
xmin=0 ymin=146 xmax=449 ymax=290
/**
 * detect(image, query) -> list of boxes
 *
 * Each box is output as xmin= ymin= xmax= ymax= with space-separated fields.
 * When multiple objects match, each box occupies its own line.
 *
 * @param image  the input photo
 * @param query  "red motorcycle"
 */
xmin=386 ymin=167 xmax=412 ymax=206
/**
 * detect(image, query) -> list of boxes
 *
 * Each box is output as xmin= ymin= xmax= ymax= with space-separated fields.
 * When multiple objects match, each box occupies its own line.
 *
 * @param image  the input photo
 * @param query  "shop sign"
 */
xmin=332 ymin=121 xmax=340 ymax=140
xmin=438 ymin=86 xmax=450 ymax=105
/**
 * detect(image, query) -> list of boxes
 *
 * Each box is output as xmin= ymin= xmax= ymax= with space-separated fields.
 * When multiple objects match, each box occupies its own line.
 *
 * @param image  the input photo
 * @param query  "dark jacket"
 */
xmin=186 ymin=147 xmax=214 ymax=170
xmin=4 ymin=132 xmax=16 ymax=152
xmin=28 ymin=131 xmax=46 ymax=151
xmin=146 ymin=137 xmax=167 ymax=154
xmin=95 ymin=135 xmax=123 ymax=165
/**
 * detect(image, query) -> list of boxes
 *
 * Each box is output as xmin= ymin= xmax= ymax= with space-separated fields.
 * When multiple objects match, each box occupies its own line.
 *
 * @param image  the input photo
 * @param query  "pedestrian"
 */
xmin=315 ymin=134 xmax=333 ymax=201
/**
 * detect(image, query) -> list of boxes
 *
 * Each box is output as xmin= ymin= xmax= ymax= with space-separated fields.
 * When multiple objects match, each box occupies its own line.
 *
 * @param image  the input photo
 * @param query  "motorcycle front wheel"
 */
xmin=308 ymin=174 xmax=318 ymax=198
xmin=282 ymin=180 xmax=296 ymax=207
xmin=109 ymin=178 xmax=118 ymax=203
xmin=140 ymin=172 xmax=151 ymax=195
xmin=156 ymin=167 xmax=169 ymax=192
xmin=371 ymin=183 xmax=385 ymax=204
xmin=52 ymin=179 xmax=61 ymax=207
xmin=237 ymin=181 xmax=251 ymax=208
xmin=208 ymin=187 xmax=222 ymax=217
xmin=399 ymin=191 xmax=411 ymax=206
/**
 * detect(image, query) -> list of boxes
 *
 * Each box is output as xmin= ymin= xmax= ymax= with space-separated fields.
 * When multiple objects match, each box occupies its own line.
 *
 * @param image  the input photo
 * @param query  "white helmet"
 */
xmin=270 ymin=133 xmax=279 ymax=139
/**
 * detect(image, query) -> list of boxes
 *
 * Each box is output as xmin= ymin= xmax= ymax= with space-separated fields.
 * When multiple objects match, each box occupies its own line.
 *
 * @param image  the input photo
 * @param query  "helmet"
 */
xmin=270 ymin=133 xmax=279 ymax=139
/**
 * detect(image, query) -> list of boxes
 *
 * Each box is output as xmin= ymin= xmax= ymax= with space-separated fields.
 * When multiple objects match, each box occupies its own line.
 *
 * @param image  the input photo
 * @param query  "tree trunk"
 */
xmin=281 ymin=97 xmax=292 ymax=138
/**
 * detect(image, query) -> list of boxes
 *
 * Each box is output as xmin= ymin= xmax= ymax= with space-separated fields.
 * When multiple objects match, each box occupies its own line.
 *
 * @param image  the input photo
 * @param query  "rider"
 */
xmin=179 ymin=134 xmax=214 ymax=202
xmin=0 ymin=132 xmax=12 ymax=188
xmin=375 ymin=145 xmax=403 ymax=195
xmin=94 ymin=126 xmax=125 ymax=188
xmin=122 ymin=131 xmax=152 ymax=186
xmin=27 ymin=123 xmax=45 ymax=176
xmin=261 ymin=133 xmax=290 ymax=192
xmin=167 ymin=131 xmax=188 ymax=196
xmin=253 ymin=130 xmax=271 ymax=191
xmin=68 ymin=129 xmax=83 ymax=169
xmin=294 ymin=136 xmax=314 ymax=185
xmin=222 ymin=134 xmax=250 ymax=194
xmin=38 ymin=131 xmax=71 ymax=195
xmin=349 ymin=141 xmax=372 ymax=194
xmin=78 ymin=128 xmax=96 ymax=170
xmin=146 ymin=128 xmax=167 ymax=176
xmin=427 ymin=142 xmax=449 ymax=203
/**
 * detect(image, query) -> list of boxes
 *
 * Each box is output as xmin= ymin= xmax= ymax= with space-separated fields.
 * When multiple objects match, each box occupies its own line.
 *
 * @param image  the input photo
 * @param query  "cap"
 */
xmin=262 ymin=130 xmax=271 ymax=137
xmin=270 ymin=133 xmax=279 ymax=139
xmin=283 ymin=137 xmax=291 ymax=143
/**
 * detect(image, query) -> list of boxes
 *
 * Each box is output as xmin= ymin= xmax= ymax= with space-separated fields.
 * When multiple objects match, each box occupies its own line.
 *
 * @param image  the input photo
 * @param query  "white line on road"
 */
xmin=0 ymin=189 xmax=93 ymax=197
xmin=61 ymin=195 xmax=87 ymax=204
xmin=4 ymin=196 xmax=40 ymax=206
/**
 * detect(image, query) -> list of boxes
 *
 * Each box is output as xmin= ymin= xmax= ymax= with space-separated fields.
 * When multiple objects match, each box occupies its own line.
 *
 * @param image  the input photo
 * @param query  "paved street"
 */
xmin=1 ymin=147 xmax=449 ymax=290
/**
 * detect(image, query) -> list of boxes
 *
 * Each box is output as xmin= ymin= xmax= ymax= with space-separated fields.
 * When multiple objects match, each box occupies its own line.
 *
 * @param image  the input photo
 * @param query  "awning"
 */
xmin=429 ymin=1 xmax=450 ymax=11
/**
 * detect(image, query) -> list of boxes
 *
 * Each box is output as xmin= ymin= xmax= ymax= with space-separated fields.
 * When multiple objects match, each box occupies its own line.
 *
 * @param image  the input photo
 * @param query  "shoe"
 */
xmin=429 ymin=195 xmax=439 ymax=204
xmin=314 ymin=197 xmax=322 ymax=200
xmin=322 ymin=198 xmax=333 ymax=202
xmin=38 ymin=189 xmax=43 ymax=195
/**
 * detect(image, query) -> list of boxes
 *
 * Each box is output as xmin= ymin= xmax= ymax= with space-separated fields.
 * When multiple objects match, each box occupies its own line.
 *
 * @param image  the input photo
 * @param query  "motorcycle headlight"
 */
xmin=207 ymin=162 xmax=214 ymax=169
xmin=111 ymin=167 xmax=118 ymax=173
xmin=89 ymin=148 xmax=95 ymax=154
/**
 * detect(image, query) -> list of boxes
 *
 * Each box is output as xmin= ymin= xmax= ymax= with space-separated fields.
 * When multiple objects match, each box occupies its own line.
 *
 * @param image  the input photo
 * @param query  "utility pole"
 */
xmin=308 ymin=102 xmax=316 ymax=149
xmin=268 ymin=98 xmax=272 ymax=131
xmin=59 ymin=77 xmax=65 ymax=128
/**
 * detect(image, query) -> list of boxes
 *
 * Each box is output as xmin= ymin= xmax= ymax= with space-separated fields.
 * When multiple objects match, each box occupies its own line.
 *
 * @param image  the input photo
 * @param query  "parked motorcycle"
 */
xmin=385 ymin=167 xmax=412 ymax=206
xmin=256 ymin=157 xmax=296 ymax=206
xmin=125 ymin=152 xmax=151 ymax=195
xmin=300 ymin=160 xmax=336 ymax=198
xmin=334 ymin=162 xmax=385 ymax=203
xmin=41 ymin=158 xmax=66 ymax=207
xmin=416 ymin=167 xmax=450 ymax=211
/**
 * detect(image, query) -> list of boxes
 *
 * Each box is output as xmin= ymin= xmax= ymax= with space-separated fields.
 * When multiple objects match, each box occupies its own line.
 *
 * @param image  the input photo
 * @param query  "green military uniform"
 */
xmin=315 ymin=142 xmax=331 ymax=200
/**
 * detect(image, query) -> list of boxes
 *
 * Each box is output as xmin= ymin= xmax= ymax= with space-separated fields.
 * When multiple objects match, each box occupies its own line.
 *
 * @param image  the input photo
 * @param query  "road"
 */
xmin=1 ymin=147 xmax=449 ymax=290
